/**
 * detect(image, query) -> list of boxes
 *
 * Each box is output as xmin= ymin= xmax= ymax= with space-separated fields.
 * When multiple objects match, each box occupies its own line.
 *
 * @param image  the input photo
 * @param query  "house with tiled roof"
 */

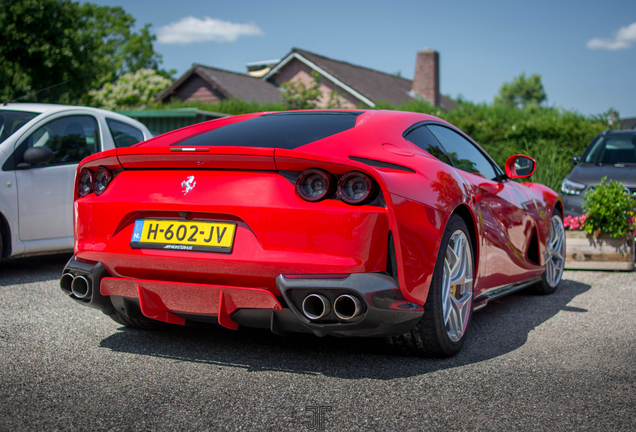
xmin=156 ymin=64 xmax=282 ymax=105
xmin=157 ymin=48 xmax=454 ymax=109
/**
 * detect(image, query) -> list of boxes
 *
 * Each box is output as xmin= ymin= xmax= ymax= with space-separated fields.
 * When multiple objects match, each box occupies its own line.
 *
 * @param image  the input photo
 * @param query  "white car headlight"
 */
xmin=561 ymin=178 xmax=586 ymax=195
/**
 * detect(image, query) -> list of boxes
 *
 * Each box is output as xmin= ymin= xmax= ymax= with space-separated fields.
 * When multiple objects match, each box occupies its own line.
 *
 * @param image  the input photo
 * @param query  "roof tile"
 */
xmin=194 ymin=64 xmax=282 ymax=104
xmin=288 ymin=48 xmax=414 ymax=106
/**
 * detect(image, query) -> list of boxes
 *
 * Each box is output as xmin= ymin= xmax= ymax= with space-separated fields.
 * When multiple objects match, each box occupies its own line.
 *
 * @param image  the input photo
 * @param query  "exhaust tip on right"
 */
xmin=334 ymin=294 xmax=362 ymax=321
xmin=71 ymin=275 xmax=91 ymax=299
xmin=302 ymin=294 xmax=331 ymax=320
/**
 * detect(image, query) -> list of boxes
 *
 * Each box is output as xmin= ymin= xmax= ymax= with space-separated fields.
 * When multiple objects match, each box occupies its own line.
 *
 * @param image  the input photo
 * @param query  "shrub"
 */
xmin=582 ymin=177 xmax=636 ymax=238
xmin=89 ymin=68 xmax=171 ymax=110
xmin=280 ymin=70 xmax=321 ymax=110
xmin=522 ymin=139 xmax=574 ymax=192
xmin=564 ymin=215 xmax=587 ymax=230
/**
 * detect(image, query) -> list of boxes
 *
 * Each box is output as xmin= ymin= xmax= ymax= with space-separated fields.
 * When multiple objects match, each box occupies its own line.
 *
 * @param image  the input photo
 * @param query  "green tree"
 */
xmin=325 ymin=88 xmax=345 ymax=109
xmin=281 ymin=70 xmax=322 ymax=110
xmin=0 ymin=0 xmax=168 ymax=104
xmin=280 ymin=70 xmax=347 ymax=109
xmin=0 ymin=0 xmax=99 ymax=104
xmin=79 ymin=3 xmax=170 ymax=85
xmin=495 ymin=73 xmax=547 ymax=108
xmin=89 ymin=69 xmax=171 ymax=110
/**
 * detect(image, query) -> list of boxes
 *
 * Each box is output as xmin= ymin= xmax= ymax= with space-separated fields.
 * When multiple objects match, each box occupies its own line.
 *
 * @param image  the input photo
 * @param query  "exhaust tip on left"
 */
xmin=302 ymin=294 xmax=331 ymax=320
xmin=60 ymin=273 xmax=74 ymax=295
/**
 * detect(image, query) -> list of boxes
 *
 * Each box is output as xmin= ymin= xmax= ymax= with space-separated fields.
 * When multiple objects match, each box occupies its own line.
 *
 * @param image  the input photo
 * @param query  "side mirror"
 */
xmin=569 ymin=155 xmax=581 ymax=165
xmin=505 ymin=154 xmax=536 ymax=179
xmin=23 ymin=147 xmax=54 ymax=166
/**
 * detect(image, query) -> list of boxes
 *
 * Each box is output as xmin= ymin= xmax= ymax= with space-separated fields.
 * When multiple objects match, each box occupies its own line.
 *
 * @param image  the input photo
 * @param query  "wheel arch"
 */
xmin=450 ymin=203 xmax=479 ymax=274
xmin=553 ymin=198 xmax=564 ymax=217
xmin=0 ymin=211 xmax=12 ymax=259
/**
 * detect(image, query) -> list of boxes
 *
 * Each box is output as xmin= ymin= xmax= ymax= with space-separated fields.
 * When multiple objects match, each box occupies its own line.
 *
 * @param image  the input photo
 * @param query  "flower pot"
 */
xmin=564 ymin=231 xmax=635 ymax=271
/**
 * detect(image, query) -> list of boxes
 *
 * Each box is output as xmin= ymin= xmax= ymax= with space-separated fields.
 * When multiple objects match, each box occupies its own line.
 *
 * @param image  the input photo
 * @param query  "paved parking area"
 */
xmin=0 ymin=253 xmax=635 ymax=431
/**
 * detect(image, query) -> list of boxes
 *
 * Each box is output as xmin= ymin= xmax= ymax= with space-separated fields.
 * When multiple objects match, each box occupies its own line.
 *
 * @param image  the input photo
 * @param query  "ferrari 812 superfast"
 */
xmin=61 ymin=110 xmax=565 ymax=357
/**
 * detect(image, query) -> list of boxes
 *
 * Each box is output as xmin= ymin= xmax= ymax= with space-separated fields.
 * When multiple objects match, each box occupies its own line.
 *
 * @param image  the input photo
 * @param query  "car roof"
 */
xmin=0 ymin=103 xmax=152 ymax=142
xmin=0 ymin=103 xmax=154 ymax=126
xmin=0 ymin=103 xmax=106 ymax=115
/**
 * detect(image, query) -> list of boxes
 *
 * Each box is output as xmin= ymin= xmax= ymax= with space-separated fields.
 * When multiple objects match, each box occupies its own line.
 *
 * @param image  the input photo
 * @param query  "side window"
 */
xmin=0 ymin=111 xmax=38 ymax=144
xmin=16 ymin=115 xmax=99 ymax=167
xmin=426 ymin=125 xmax=498 ymax=181
xmin=107 ymin=118 xmax=144 ymax=148
xmin=404 ymin=125 xmax=453 ymax=165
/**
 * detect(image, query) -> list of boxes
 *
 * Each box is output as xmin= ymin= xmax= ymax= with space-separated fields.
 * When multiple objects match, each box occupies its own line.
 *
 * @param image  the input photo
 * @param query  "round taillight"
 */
xmin=337 ymin=171 xmax=376 ymax=205
xmin=78 ymin=169 xmax=93 ymax=197
xmin=296 ymin=169 xmax=335 ymax=202
xmin=93 ymin=167 xmax=112 ymax=195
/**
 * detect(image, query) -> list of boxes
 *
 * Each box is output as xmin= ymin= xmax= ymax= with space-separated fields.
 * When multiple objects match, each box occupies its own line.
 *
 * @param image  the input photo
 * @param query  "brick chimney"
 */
xmin=412 ymin=49 xmax=440 ymax=106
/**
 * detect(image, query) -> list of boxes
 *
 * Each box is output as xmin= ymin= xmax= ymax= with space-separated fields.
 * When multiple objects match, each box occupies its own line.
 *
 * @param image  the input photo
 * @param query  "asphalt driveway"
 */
xmin=0 ymin=253 xmax=634 ymax=431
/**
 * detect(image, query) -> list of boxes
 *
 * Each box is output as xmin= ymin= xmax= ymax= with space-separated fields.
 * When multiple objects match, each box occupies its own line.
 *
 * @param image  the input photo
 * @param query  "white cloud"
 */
xmin=586 ymin=21 xmax=636 ymax=50
xmin=157 ymin=17 xmax=263 ymax=44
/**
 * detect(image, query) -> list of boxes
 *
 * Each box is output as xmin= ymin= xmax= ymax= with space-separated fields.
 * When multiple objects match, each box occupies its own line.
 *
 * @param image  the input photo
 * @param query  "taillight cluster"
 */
xmin=77 ymin=167 xmax=113 ymax=197
xmin=295 ymin=169 xmax=378 ymax=205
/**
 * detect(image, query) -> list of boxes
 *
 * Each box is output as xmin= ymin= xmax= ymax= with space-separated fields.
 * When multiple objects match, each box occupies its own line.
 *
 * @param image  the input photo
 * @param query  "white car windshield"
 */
xmin=0 ymin=110 xmax=39 ymax=144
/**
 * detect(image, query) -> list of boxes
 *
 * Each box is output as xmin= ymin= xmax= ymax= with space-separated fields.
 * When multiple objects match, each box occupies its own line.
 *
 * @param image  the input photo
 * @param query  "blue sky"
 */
xmin=86 ymin=0 xmax=636 ymax=117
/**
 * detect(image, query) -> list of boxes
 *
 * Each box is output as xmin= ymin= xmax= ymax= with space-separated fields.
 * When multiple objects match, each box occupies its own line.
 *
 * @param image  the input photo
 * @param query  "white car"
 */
xmin=0 ymin=103 xmax=152 ymax=258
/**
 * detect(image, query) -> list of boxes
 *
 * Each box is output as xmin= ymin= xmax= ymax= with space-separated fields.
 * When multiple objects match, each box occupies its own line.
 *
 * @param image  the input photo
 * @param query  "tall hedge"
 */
xmin=374 ymin=99 xmax=608 ymax=191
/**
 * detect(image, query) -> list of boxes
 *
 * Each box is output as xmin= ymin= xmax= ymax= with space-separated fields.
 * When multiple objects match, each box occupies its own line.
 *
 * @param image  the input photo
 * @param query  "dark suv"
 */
xmin=561 ymin=129 xmax=636 ymax=217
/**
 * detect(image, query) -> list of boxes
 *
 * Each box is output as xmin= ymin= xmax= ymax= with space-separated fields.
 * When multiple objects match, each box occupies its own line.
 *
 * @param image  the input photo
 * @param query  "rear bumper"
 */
xmin=274 ymin=273 xmax=423 ymax=337
xmin=74 ymin=169 xmax=390 ymax=292
xmin=61 ymin=257 xmax=424 ymax=338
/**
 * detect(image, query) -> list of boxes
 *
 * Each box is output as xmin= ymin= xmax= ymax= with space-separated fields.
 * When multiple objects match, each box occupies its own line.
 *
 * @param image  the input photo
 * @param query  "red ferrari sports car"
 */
xmin=61 ymin=110 xmax=565 ymax=357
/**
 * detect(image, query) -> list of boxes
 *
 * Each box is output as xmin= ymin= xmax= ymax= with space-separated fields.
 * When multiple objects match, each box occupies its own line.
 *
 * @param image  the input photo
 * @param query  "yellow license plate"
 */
xmin=130 ymin=219 xmax=236 ymax=253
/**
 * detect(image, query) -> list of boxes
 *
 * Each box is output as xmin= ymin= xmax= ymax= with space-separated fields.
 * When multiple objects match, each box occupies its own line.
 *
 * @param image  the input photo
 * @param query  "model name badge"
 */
xmin=164 ymin=245 xmax=193 ymax=250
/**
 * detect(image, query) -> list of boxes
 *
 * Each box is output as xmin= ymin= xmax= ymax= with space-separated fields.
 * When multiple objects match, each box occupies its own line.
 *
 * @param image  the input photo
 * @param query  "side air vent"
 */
xmin=527 ymin=228 xmax=540 ymax=265
xmin=386 ymin=232 xmax=399 ymax=284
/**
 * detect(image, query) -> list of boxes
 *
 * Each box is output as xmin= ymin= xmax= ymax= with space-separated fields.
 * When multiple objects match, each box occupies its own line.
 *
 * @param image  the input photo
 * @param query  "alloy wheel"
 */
xmin=545 ymin=214 xmax=565 ymax=288
xmin=441 ymin=230 xmax=474 ymax=342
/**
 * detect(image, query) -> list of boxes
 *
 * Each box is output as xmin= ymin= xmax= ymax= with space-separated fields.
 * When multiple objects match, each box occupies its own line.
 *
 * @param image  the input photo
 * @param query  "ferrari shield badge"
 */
xmin=181 ymin=175 xmax=196 ymax=195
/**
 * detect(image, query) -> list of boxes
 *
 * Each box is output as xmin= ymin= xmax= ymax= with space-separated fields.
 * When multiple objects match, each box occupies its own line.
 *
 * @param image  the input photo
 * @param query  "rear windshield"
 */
xmin=584 ymin=132 xmax=636 ymax=164
xmin=0 ymin=110 xmax=39 ymax=144
xmin=174 ymin=111 xmax=362 ymax=149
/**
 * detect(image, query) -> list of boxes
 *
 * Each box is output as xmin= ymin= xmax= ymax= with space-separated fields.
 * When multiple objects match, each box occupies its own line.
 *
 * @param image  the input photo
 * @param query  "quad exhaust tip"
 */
xmin=334 ymin=294 xmax=362 ymax=320
xmin=60 ymin=273 xmax=74 ymax=295
xmin=302 ymin=294 xmax=331 ymax=320
xmin=70 ymin=275 xmax=91 ymax=299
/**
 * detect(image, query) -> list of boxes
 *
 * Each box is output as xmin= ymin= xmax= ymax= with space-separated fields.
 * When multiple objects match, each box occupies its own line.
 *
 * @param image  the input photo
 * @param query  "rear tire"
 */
xmin=107 ymin=311 xmax=171 ymax=330
xmin=532 ymin=209 xmax=565 ymax=295
xmin=389 ymin=214 xmax=474 ymax=357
